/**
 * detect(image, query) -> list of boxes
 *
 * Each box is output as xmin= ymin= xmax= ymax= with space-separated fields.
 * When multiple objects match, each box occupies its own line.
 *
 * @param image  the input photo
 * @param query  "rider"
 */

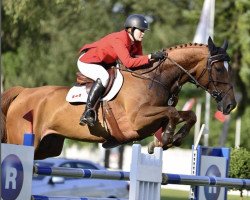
xmin=78 ymin=14 xmax=167 ymax=126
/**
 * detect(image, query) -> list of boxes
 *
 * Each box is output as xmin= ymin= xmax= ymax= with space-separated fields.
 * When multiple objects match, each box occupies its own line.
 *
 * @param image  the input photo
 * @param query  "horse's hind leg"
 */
xmin=172 ymin=110 xmax=197 ymax=147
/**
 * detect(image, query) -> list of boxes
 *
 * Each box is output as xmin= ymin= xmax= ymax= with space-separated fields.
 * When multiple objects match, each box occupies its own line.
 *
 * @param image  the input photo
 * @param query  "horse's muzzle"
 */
xmin=217 ymin=98 xmax=237 ymax=115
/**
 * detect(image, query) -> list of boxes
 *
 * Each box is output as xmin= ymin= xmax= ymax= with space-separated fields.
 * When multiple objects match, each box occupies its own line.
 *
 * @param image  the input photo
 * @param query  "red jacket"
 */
xmin=79 ymin=30 xmax=149 ymax=68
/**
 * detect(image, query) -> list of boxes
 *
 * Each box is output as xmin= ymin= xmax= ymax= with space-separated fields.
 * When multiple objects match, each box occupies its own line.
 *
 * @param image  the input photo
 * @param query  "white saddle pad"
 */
xmin=66 ymin=68 xmax=123 ymax=103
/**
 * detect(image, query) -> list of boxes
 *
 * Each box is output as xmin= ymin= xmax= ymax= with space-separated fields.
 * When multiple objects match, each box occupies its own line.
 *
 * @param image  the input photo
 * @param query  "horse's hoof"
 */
xmin=162 ymin=132 xmax=173 ymax=145
xmin=162 ymin=174 xmax=168 ymax=185
xmin=172 ymin=135 xmax=182 ymax=146
xmin=162 ymin=143 xmax=173 ymax=151
xmin=147 ymin=142 xmax=155 ymax=154
xmin=173 ymin=141 xmax=181 ymax=146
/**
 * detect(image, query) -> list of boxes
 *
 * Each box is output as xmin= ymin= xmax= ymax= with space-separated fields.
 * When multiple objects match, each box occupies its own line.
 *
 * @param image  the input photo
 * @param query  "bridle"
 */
xmin=194 ymin=53 xmax=232 ymax=102
xmin=156 ymin=52 xmax=232 ymax=103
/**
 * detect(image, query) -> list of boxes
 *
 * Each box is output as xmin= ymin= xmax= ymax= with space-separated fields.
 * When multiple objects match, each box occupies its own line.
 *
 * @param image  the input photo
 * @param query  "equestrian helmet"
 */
xmin=124 ymin=14 xmax=149 ymax=31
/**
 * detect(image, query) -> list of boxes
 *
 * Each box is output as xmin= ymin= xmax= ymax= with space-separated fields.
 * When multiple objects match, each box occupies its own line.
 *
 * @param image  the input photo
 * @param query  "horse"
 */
xmin=1 ymin=37 xmax=236 ymax=159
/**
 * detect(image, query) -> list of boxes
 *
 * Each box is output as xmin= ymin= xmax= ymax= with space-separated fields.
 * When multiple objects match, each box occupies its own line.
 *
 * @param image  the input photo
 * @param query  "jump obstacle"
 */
xmin=1 ymin=134 xmax=250 ymax=200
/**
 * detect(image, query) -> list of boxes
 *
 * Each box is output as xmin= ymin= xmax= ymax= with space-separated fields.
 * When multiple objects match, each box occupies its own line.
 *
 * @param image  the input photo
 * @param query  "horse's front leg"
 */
xmin=132 ymin=106 xmax=180 ymax=154
xmin=172 ymin=110 xmax=197 ymax=147
xmin=148 ymin=110 xmax=196 ymax=153
xmin=161 ymin=107 xmax=180 ymax=148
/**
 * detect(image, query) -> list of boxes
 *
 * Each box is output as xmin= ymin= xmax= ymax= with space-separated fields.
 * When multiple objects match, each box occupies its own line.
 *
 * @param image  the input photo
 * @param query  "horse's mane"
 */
xmin=121 ymin=43 xmax=208 ymax=72
xmin=166 ymin=43 xmax=208 ymax=51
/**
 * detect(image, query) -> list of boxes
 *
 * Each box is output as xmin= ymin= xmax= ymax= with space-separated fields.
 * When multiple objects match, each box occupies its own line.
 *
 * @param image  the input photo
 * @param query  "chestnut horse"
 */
xmin=1 ymin=37 xmax=236 ymax=159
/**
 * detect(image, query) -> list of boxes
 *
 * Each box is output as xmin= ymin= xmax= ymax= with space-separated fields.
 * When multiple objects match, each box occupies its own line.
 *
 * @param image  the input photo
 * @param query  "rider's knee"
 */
xmin=99 ymin=75 xmax=109 ymax=87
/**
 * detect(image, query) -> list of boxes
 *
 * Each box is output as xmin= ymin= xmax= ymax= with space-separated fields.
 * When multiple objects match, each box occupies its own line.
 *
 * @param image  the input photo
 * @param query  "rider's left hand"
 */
xmin=150 ymin=51 xmax=167 ymax=61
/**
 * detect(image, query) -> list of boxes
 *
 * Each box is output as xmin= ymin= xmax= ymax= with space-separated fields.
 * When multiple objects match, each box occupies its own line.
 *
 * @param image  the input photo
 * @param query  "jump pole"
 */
xmin=33 ymin=166 xmax=250 ymax=190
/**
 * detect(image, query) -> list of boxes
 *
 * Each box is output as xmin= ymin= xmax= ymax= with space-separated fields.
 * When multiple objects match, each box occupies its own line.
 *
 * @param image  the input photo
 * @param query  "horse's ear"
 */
xmin=221 ymin=40 xmax=228 ymax=50
xmin=208 ymin=36 xmax=216 ymax=52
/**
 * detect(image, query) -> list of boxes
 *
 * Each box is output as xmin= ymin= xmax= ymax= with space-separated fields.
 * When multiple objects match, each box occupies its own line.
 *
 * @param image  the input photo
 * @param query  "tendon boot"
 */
xmin=79 ymin=78 xmax=105 ymax=126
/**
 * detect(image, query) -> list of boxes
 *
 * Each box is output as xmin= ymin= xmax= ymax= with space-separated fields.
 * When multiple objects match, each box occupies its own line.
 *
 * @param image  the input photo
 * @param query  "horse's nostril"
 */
xmin=226 ymin=103 xmax=234 ymax=113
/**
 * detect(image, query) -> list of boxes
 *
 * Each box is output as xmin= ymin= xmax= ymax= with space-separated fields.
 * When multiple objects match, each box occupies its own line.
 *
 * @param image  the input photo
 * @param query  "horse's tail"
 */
xmin=1 ymin=86 xmax=25 ymax=143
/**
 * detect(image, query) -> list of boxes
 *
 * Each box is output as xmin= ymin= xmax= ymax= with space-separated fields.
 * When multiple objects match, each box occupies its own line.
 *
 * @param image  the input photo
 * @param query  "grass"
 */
xmin=161 ymin=189 xmax=250 ymax=200
xmin=161 ymin=189 xmax=188 ymax=200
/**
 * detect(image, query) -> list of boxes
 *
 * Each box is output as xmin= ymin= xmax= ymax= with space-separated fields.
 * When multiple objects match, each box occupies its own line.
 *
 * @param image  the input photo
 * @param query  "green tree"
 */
xmin=215 ymin=0 xmax=250 ymax=117
xmin=1 ymin=0 xmax=250 ymax=150
xmin=2 ymin=0 xmax=115 ymax=88
xmin=229 ymin=148 xmax=250 ymax=198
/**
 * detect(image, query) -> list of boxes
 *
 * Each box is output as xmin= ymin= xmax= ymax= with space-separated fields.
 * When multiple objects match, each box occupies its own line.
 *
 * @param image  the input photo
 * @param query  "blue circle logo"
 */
xmin=204 ymin=165 xmax=221 ymax=200
xmin=1 ymin=154 xmax=24 ymax=200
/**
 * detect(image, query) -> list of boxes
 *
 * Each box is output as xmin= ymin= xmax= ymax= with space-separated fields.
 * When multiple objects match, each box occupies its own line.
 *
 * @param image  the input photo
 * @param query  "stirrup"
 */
xmin=79 ymin=109 xmax=97 ymax=126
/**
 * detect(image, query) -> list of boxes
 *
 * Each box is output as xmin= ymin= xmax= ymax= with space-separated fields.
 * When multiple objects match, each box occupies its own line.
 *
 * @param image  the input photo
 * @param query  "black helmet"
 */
xmin=124 ymin=14 xmax=149 ymax=31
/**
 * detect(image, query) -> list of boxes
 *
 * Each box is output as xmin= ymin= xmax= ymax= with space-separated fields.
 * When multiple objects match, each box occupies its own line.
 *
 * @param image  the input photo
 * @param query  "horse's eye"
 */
xmin=215 ymin=66 xmax=224 ymax=73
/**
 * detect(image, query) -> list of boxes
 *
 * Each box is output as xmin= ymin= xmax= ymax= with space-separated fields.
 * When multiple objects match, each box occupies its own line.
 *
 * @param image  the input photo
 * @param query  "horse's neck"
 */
xmin=158 ymin=46 xmax=208 ymax=85
xmin=120 ymin=45 xmax=209 ymax=102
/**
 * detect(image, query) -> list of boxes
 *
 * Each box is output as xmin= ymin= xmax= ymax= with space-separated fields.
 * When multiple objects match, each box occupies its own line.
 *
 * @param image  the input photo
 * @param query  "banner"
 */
xmin=193 ymin=0 xmax=215 ymax=43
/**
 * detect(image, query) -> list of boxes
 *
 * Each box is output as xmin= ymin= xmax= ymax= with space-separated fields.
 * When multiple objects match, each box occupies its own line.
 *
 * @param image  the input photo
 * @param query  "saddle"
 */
xmin=75 ymin=67 xmax=126 ymax=148
xmin=76 ymin=67 xmax=117 ymax=96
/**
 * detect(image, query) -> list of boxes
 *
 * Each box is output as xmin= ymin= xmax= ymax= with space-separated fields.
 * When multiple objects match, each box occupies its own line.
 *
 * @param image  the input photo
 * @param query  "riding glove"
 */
xmin=151 ymin=51 xmax=167 ymax=61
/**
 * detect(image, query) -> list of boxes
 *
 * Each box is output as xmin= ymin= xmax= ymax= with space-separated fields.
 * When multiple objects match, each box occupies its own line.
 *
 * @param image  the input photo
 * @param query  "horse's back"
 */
xmin=20 ymin=85 xmax=69 ymax=97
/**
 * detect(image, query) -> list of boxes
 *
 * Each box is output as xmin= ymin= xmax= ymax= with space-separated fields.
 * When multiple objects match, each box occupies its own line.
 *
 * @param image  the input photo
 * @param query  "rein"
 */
xmin=166 ymin=57 xmax=207 ymax=91
xmin=117 ymin=59 xmax=168 ymax=89
xmin=117 ymin=52 xmax=232 ymax=103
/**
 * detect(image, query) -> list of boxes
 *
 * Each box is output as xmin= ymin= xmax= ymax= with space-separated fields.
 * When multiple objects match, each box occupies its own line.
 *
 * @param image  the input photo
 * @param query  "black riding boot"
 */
xmin=79 ymin=78 xmax=105 ymax=126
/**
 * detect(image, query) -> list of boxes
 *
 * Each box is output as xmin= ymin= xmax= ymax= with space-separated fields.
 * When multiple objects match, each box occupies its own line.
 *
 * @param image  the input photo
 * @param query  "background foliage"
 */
xmin=229 ymin=147 xmax=250 ymax=196
xmin=229 ymin=148 xmax=250 ymax=179
xmin=1 ymin=0 xmax=250 ymax=150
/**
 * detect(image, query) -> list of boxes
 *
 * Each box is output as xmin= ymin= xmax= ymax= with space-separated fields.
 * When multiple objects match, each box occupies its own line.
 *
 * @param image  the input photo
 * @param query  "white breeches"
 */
xmin=77 ymin=55 xmax=109 ymax=87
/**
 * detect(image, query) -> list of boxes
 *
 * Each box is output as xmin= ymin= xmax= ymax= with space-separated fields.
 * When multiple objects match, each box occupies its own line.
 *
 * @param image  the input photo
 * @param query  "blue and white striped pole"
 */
xmin=32 ymin=195 xmax=127 ymax=200
xmin=33 ymin=166 xmax=250 ymax=190
xmin=33 ymin=166 xmax=129 ymax=180
xmin=163 ymin=173 xmax=250 ymax=190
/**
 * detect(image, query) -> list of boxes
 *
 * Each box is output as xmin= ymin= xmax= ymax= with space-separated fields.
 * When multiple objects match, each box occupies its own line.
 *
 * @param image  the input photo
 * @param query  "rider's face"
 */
xmin=133 ymin=29 xmax=145 ymax=42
